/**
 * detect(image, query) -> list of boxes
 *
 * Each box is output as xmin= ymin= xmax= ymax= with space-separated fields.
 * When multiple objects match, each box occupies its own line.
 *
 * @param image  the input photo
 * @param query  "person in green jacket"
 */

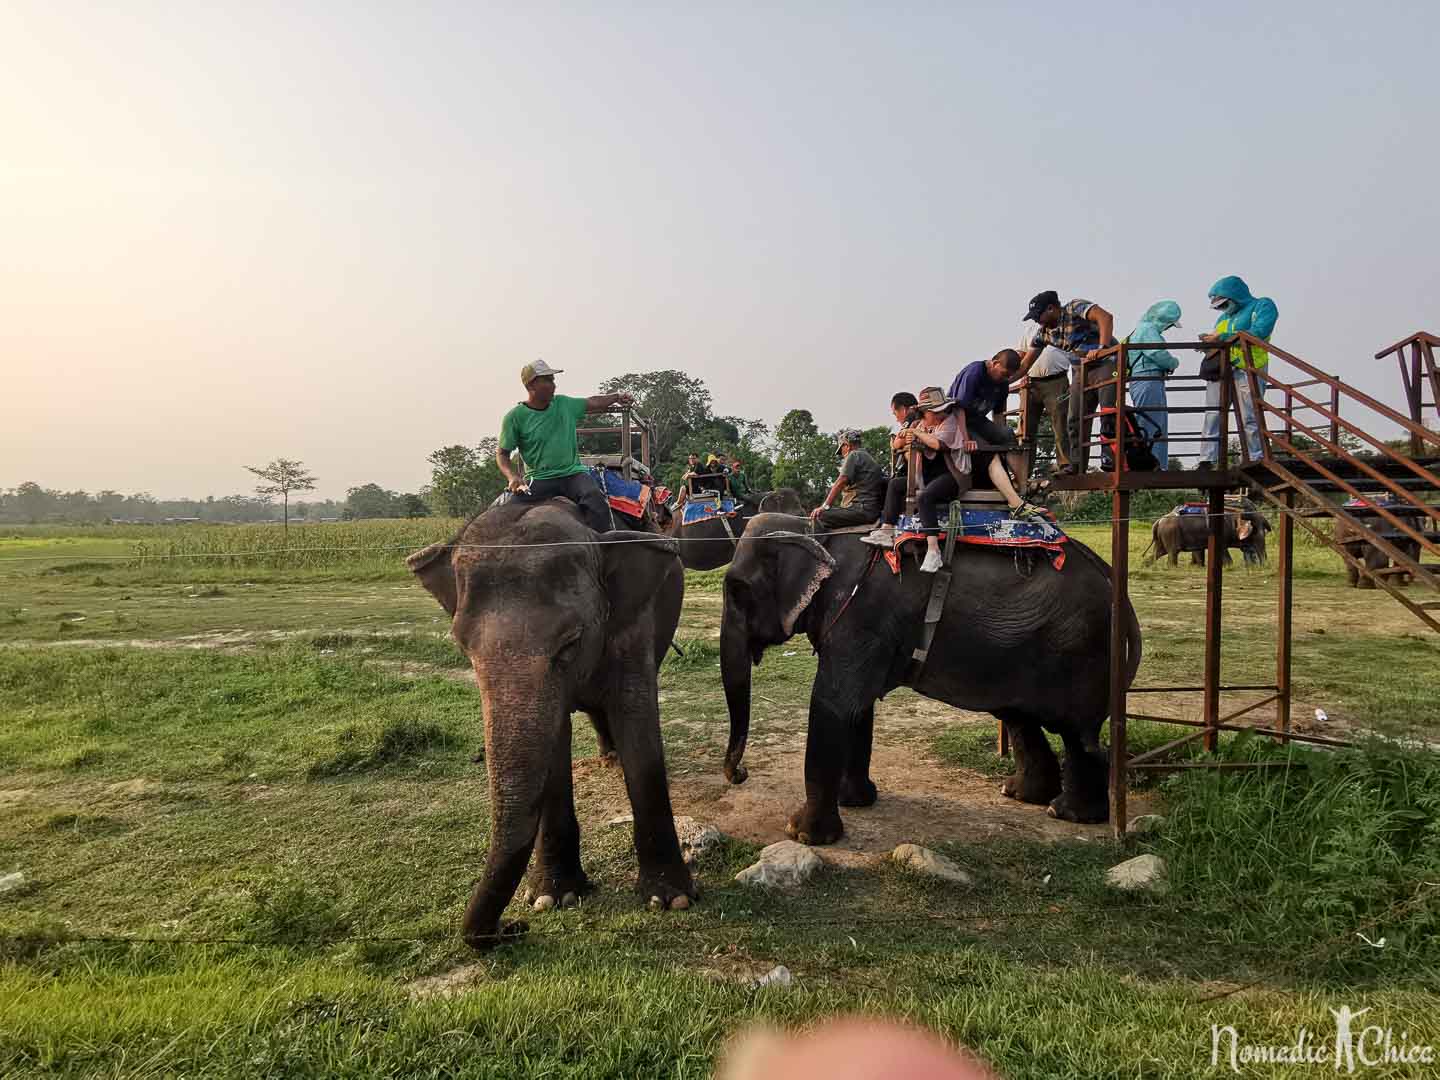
xmin=1124 ymin=300 xmax=1182 ymax=469
xmin=496 ymin=360 xmax=633 ymax=532
xmin=727 ymin=455 xmax=760 ymax=508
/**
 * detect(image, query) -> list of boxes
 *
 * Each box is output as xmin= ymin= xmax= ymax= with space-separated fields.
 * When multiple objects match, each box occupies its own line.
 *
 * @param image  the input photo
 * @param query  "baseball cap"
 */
xmin=834 ymin=428 xmax=863 ymax=453
xmin=521 ymin=359 xmax=564 ymax=386
xmin=1024 ymin=290 xmax=1060 ymax=321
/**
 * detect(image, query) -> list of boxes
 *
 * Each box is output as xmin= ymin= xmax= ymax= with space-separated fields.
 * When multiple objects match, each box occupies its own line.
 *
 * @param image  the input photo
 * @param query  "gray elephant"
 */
xmin=655 ymin=488 xmax=807 ymax=571
xmin=1333 ymin=515 xmax=1421 ymax=588
xmin=407 ymin=500 xmax=696 ymax=949
xmin=1147 ymin=500 xmax=1270 ymax=567
xmin=719 ymin=514 xmax=1141 ymax=840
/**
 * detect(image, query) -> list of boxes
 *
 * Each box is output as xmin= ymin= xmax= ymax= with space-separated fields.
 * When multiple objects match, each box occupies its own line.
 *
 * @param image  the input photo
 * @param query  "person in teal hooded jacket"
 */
xmin=1124 ymin=300 xmax=1182 ymax=469
xmin=1198 ymin=275 xmax=1278 ymax=466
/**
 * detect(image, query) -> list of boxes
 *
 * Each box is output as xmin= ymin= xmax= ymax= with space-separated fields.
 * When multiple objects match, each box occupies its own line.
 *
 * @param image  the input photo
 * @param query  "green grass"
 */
xmin=2 ymin=523 xmax=1439 ymax=1077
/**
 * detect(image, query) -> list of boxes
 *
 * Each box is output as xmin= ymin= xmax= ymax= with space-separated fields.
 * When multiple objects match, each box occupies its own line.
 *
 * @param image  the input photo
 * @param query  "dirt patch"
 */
xmin=405 ymin=963 xmax=490 ymax=999
xmin=104 ymin=778 xmax=159 ymax=798
xmin=0 ymin=788 xmax=36 ymax=807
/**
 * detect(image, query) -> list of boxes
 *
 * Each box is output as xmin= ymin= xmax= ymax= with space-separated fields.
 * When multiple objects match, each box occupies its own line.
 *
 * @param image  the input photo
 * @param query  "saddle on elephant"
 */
xmin=891 ymin=503 xmax=1070 ymax=571
xmin=680 ymin=493 xmax=740 ymax=527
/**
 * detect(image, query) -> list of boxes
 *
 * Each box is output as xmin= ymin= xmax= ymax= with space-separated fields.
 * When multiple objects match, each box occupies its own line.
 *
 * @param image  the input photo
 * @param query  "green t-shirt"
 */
xmin=499 ymin=395 xmax=589 ymax=481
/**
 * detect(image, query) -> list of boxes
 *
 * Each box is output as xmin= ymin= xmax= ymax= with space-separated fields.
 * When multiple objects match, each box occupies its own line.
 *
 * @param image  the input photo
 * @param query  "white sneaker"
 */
xmin=920 ymin=549 xmax=944 ymax=573
xmin=860 ymin=526 xmax=896 ymax=547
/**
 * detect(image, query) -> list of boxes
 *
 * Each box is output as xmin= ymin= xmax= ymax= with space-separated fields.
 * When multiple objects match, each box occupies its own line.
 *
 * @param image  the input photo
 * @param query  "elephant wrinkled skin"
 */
xmin=719 ymin=514 xmax=1141 ymax=842
xmin=408 ymin=501 xmax=695 ymax=950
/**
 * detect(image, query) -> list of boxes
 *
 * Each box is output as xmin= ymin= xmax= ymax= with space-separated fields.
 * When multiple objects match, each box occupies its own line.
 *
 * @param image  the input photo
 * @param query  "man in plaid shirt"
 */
xmin=1018 ymin=290 xmax=1116 ymax=474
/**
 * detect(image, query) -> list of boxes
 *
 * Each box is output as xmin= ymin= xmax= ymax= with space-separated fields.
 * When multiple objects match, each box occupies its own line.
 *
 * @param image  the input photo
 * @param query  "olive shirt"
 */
xmin=498 ymin=395 xmax=589 ymax=481
xmin=838 ymin=448 xmax=887 ymax=513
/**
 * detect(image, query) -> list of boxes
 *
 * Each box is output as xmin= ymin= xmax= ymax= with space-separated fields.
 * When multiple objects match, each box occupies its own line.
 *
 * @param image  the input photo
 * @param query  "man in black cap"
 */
xmin=1018 ymin=291 xmax=1116 ymax=474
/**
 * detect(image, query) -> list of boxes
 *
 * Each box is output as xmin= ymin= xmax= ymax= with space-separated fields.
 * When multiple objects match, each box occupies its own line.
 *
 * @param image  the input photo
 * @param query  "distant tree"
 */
xmin=13 ymin=482 xmax=50 ymax=523
xmin=598 ymin=370 xmax=716 ymax=466
xmin=772 ymin=410 xmax=836 ymax=504
xmin=426 ymin=443 xmax=506 ymax=518
xmin=859 ymin=426 xmax=893 ymax=470
xmin=345 ymin=483 xmax=402 ymax=520
xmin=244 ymin=458 xmax=317 ymax=533
xmin=400 ymin=493 xmax=431 ymax=518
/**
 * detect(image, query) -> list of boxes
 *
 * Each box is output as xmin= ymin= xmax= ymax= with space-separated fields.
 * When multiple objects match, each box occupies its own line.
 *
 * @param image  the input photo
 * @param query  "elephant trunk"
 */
xmin=719 ymin=594 xmax=751 ymax=785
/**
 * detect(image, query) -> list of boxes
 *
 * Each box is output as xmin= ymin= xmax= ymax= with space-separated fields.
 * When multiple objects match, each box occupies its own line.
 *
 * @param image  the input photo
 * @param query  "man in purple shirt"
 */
xmin=947 ymin=349 xmax=1027 ymax=488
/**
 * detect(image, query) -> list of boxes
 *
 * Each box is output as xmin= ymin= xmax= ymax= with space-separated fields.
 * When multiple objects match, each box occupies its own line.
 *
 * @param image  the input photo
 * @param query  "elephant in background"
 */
xmin=654 ymin=487 xmax=807 ymax=571
xmin=407 ymin=500 xmax=695 ymax=950
xmin=1333 ymin=515 xmax=1422 ymax=588
xmin=1147 ymin=499 xmax=1270 ymax=567
xmin=720 ymin=513 xmax=1141 ymax=838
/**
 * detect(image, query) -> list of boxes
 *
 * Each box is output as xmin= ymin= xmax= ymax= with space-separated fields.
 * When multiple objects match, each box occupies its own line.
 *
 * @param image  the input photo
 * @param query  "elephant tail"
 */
xmin=1122 ymin=589 xmax=1143 ymax=690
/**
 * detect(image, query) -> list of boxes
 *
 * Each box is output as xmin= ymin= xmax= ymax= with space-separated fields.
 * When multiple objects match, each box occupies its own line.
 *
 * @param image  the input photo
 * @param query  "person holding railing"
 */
xmin=1124 ymin=301 xmax=1183 ymax=469
xmin=1198 ymin=276 xmax=1278 ymax=468
xmin=1018 ymin=290 xmax=1117 ymax=473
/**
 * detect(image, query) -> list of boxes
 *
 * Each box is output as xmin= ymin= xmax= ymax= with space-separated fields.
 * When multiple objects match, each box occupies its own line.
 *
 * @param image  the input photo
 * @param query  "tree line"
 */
xmin=4 ymin=370 xmax=897 ymax=524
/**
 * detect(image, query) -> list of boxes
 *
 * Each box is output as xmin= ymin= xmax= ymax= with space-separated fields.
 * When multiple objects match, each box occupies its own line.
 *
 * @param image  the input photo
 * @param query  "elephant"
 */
xmin=654 ymin=488 xmax=807 ymax=570
xmin=719 ymin=513 xmax=1141 ymax=840
xmin=1333 ymin=515 xmax=1421 ymax=588
xmin=407 ymin=499 xmax=696 ymax=950
xmin=1147 ymin=500 xmax=1270 ymax=567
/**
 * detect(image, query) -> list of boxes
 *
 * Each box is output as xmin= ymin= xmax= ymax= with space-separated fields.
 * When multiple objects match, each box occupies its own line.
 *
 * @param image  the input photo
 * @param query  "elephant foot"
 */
xmin=1046 ymin=790 xmax=1108 ymax=824
xmin=838 ymin=775 xmax=878 ymax=808
xmin=636 ymin=864 xmax=698 ymax=912
xmin=523 ymin=870 xmax=593 ymax=912
xmin=463 ymin=919 xmax=528 ymax=952
xmin=1000 ymin=770 xmax=1062 ymax=807
xmin=786 ymin=804 xmax=845 ymax=846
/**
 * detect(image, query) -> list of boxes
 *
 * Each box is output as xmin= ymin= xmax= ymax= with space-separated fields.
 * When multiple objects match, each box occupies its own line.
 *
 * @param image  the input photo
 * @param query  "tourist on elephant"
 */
xmin=863 ymin=387 xmax=1044 ymax=571
xmin=1018 ymin=290 xmax=1116 ymax=472
xmin=728 ymin=455 xmax=760 ymax=508
xmin=889 ymin=391 xmax=920 ymax=477
xmin=948 ymin=350 xmax=1035 ymax=498
xmin=496 ymin=359 xmax=633 ymax=532
xmin=810 ymin=429 xmax=887 ymax=531
xmin=1198 ymin=275 xmax=1278 ymax=467
xmin=1124 ymin=300 xmax=1183 ymax=469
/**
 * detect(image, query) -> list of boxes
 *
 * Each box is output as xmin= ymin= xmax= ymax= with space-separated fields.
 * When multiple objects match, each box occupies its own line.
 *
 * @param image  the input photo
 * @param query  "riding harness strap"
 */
xmin=907 ymin=501 xmax=962 ymax=683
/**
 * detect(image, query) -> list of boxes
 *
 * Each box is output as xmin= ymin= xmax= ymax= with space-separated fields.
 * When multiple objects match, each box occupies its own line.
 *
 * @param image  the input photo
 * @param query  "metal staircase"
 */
xmin=1232 ymin=331 xmax=1440 ymax=632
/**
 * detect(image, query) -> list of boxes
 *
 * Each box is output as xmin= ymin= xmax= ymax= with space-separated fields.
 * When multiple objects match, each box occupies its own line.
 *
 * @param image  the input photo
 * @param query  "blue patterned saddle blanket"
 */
xmin=682 ymin=495 xmax=738 ymax=526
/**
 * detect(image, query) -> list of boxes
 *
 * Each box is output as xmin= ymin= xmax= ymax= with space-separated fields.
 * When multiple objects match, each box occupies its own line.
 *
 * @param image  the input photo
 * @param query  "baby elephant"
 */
xmin=1149 ymin=500 xmax=1270 ymax=567
xmin=408 ymin=500 xmax=696 ymax=950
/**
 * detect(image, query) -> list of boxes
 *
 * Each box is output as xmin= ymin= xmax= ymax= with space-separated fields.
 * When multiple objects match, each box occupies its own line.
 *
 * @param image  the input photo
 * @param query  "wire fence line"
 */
xmin=0 ymin=511 xmax=1262 ymax=564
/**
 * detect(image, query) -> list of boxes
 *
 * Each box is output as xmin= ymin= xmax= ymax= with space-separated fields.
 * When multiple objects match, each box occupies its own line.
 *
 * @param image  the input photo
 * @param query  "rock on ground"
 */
xmin=734 ymin=840 xmax=823 ymax=888
xmin=673 ymin=816 xmax=725 ymax=865
xmin=891 ymin=844 xmax=974 ymax=885
xmin=1128 ymin=814 xmax=1166 ymax=836
xmin=0 ymin=872 xmax=24 ymax=895
xmin=1106 ymin=853 xmax=1168 ymax=893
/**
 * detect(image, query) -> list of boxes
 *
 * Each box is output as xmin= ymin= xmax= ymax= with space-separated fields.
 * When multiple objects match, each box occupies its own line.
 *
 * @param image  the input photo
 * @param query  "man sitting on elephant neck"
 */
xmin=497 ymin=360 xmax=634 ymax=533
xmin=809 ymin=429 xmax=887 ymax=532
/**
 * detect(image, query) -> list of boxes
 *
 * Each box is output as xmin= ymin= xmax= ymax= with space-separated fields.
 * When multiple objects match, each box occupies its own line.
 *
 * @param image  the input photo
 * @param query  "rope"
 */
xmin=0 ymin=512 xmax=1260 ymax=564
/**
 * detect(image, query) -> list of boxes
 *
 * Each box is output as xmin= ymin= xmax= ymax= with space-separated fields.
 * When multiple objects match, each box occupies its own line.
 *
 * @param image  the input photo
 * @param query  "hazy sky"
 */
xmin=4 ymin=1 xmax=1437 ymax=499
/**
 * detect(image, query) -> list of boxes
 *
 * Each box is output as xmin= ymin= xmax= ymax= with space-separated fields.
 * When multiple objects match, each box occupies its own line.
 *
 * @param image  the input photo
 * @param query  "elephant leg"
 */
xmin=1342 ymin=544 xmax=1361 ymax=587
xmin=786 ymin=666 xmax=863 ymax=846
xmin=1048 ymin=726 xmax=1109 ymax=824
xmin=997 ymin=713 xmax=1061 ymax=806
xmin=586 ymin=709 xmax=620 ymax=768
xmin=526 ymin=715 xmax=591 ymax=911
xmin=1358 ymin=547 xmax=1384 ymax=589
xmin=1168 ymin=547 xmax=1179 ymax=567
xmin=612 ymin=683 xmax=695 ymax=911
xmin=838 ymin=703 xmax=878 ymax=808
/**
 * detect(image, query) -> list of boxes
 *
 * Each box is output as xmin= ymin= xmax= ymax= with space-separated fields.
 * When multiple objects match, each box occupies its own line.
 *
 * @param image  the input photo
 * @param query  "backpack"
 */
xmin=1099 ymin=406 xmax=1160 ymax=472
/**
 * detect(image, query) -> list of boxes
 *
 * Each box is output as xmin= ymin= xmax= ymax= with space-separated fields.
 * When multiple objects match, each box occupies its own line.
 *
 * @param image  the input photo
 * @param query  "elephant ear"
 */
xmin=406 ymin=541 xmax=458 ymax=616
xmin=598 ymin=531 xmax=682 ymax=626
xmin=765 ymin=531 xmax=837 ymax=636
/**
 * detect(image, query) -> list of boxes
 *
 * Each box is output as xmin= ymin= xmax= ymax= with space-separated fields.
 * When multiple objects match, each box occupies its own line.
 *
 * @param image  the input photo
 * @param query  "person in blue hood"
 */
xmin=1124 ymin=300 xmax=1182 ymax=469
xmin=1198 ymin=276 xmax=1278 ymax=466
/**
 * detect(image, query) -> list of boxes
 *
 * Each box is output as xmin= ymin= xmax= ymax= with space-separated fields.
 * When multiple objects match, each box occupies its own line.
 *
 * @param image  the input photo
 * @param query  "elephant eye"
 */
xmin=553 ymin=632 xmax=583 ymax=665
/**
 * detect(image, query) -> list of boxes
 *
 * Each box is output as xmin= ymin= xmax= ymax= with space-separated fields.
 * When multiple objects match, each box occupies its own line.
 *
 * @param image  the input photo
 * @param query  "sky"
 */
xmin=3 ymin=1 xmax=1438 ymax=500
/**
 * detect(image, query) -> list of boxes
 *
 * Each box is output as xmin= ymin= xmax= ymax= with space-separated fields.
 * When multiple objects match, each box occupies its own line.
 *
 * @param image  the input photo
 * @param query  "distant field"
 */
xmin=2 ymin=517 xmax=1437 ymax=1078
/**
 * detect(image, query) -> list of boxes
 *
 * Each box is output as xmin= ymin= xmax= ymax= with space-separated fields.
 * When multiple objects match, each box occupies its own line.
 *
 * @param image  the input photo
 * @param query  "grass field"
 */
xmin=2 ymin=519 xmax=1438 ymax=1077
